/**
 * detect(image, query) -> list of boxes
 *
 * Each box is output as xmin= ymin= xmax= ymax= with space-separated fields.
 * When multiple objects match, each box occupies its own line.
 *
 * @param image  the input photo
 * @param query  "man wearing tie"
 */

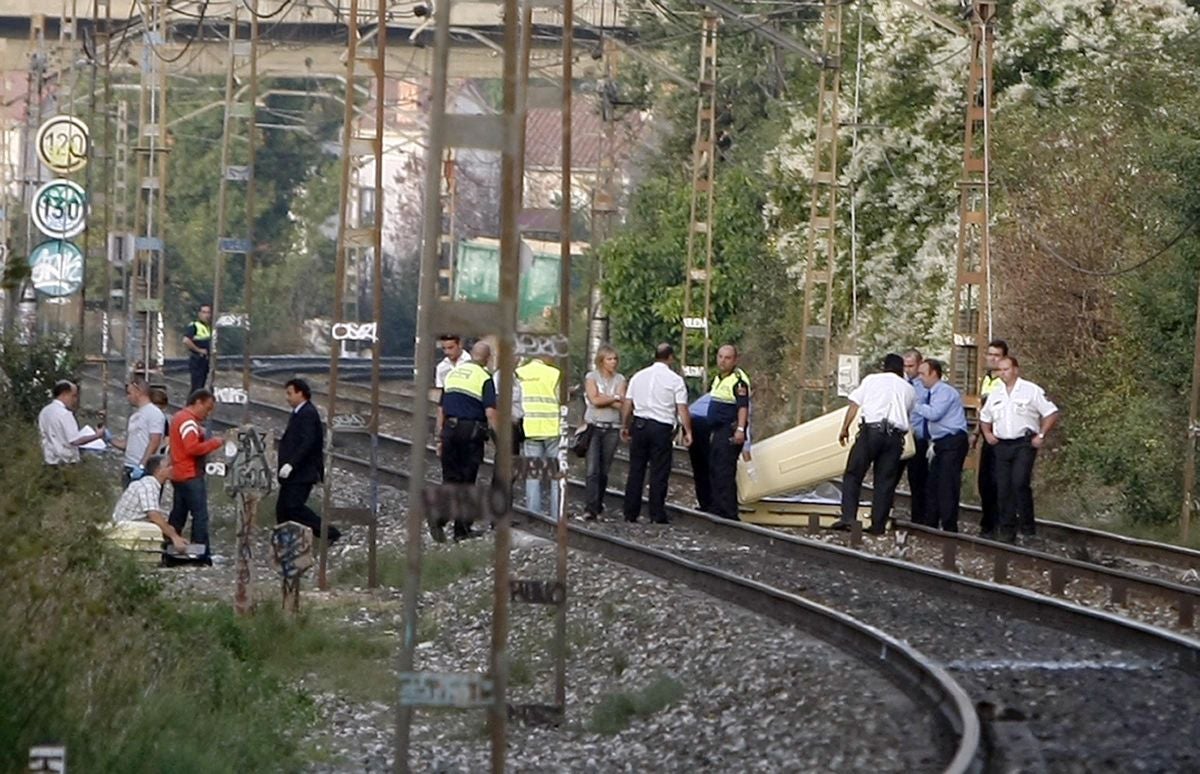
xmin=911 ymin=359 xmax=969 ymax=531
xmin=901 ymin=349 xmax=930 ymax=523
xmin=276 ymin=378 xmax=340 ymax=543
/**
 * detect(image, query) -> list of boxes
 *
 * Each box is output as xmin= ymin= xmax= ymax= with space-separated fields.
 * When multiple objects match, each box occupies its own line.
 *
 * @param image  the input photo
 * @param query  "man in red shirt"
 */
xmin=168 ymin=389 xmax=225 ymax=563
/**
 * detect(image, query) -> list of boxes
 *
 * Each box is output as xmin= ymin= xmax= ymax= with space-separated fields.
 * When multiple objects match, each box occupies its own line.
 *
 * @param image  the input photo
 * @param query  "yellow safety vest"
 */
xmin=710 ymin=368 xmax=750 ymax=405
xmin=980 ymin=374 xmax=1001 ymax=398
xmin=516 ymin=359 xmax=561 ymax=439
xmin=444 ymin=361 xmax=490 ymax=401
xmin=192 ymin=320 xmax=211 ymax=342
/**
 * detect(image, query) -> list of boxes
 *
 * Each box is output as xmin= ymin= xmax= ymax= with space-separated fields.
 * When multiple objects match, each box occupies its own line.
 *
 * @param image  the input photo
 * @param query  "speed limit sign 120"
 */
xmin=35 ymin=115 xmax=90 ymax=174
xmin=32 ymin=179 xmax=88 ymax=239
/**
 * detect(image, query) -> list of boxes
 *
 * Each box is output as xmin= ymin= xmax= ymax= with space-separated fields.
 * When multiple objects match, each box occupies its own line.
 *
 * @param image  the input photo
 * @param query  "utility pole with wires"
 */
xmin=587 ymin=34 xmax=619 ymax=366
xmin=129 ymin=0 xmax=169 ymax=380
xmin=947 ymin=0 xmax=996 ymax=417
xmin=438 ymin=147 xmax=456 ymax=299
xmin=16 ymin=15 xmax=49 ymax=344
xmin=89 ymin=0 xmax=118 ymax=415
xmin=318 ymin=0 xmax=387 ymax=592
xmin=0 ymin=80 xmax=14 ymax=335
xmin=208 ymin=0 xmax=260 ymax=417
xmin=795 ymin=0 xmax=844 ymax=422
xmin=679 ymin=12 xmax=719 ymax=383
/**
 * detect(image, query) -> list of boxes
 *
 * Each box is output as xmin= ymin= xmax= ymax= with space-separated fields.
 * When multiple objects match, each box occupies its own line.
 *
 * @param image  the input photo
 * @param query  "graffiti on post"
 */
xmin=514 ymin=332 xmax=569 ymax=359
xmin=398 ymin=671 xmax=493 ymax=708
xmin=214 ymin=386 xmax=248 ymax=405
xmin=225 ymin=426 xmax=273 ymax=615
xmin=271 ymin=521 xmax=314 ymax=612
xmin=330 ymin=321 xmax=378 ymax=342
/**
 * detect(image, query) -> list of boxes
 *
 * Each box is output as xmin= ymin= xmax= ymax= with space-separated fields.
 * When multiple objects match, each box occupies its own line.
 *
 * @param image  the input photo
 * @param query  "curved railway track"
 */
xmin=89 ymin=365 xmax=1200 ymax=771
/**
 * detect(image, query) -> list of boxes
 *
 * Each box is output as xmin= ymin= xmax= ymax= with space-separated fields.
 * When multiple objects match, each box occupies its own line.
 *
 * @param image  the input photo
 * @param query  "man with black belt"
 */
xmin=706 ymin=344 xmax=750 ymax=520
xmin=183 ymin=304 xmax=213 ymax=394
xmin=912 ymin=359 xmax=969 ymax=531
xmin=900 ymin=348 xmax=930 ymax=523
xmin=833 ymin=353 xmax=915 ymax=535
xmin=433 ymin=340 xmax=498 ymax=541
xmin=980 ymin=355 xmax=1059 ymax=543
xmin=621 ymin=343 xmax=693 ymax=524
xmin=975 ymin=338 xmax=1008 ymax=538
xmin=276 ymin=378 xmax=340 ymax=544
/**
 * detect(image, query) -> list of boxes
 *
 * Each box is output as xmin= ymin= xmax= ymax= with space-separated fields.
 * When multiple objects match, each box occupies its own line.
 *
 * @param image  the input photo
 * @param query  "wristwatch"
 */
xmin=736 ymin=427 xmax=745 ymax=432
xmin=1036 ymin=433 xmax=1046 ymax=439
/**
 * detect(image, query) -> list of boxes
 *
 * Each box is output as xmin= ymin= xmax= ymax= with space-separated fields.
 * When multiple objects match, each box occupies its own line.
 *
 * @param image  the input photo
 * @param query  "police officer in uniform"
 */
xmin=912 ymin=359 xmax=969 ymax=531
xmin=833 ymin=353 xmax=916 ymax=535
xmin=433 ymin=340 xmax=498 ymax=541
xmin=706 ymin=344 xmax=750 ymax=520
xmin=975 ymin=339 xmax=1008 ymax=538
xmin=901 ymin=349 xmax=930 ymax=522
xmin=183 ymin=304 xmax=213 ymax=393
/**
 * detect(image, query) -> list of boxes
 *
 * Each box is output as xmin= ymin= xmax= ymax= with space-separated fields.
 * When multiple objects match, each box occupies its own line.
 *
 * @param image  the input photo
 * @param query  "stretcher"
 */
xmin=104 ymin=521 xmax=165 ymax=565
xmin=736 ymin=407 xmax=916 ymax=525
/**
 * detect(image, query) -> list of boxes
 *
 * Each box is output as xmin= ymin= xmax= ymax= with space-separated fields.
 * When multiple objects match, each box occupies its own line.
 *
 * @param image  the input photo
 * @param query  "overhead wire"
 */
xmin=1027 ymin=218 xmax=1199 ymax=278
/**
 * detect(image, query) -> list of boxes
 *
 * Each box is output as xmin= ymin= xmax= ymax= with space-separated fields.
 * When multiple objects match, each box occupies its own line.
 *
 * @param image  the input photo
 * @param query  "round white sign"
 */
xmin=35 ymin=115 xmax=90 ymax=174
xmin=28 ymin=239 xmax=84 ymax=297
xmin=32 ymin=179 xmax=88 ymax=239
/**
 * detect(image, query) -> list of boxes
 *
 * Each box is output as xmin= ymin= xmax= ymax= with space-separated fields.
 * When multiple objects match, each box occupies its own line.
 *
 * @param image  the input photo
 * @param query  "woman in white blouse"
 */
xmin=583 ymin=345 xmax=627 ymax=520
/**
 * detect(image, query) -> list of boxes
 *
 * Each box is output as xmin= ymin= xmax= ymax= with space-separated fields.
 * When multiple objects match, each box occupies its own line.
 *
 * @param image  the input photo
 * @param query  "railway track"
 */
xmin=83 ymin=369 xmax=981 ymax=772
xmin=92 ymin=367 xmax=1200 ymax=771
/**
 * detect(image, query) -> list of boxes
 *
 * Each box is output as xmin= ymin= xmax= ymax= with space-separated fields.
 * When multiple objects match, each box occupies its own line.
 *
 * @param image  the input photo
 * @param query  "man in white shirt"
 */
xmin=621 ymin=343 xmax=693 ymax=524
xmin=111 ymin=376 xmax=165 ymax=486
xmin=38 ymin=380 xmax=105 ymax=466
xmin=833 ymin=353 xmax=916 ymax=535
xmin=434 ymin=334 xmax=469 ymax=392
xmin=110 ymin=455 xmax=189 ymax=553
xmin=980 ymin=355 xmax=1059 ymax=543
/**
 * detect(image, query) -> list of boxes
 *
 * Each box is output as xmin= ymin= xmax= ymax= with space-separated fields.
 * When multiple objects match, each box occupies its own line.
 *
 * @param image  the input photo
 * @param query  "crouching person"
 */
xmin=110 ymin=455 xmax=189 ymax=553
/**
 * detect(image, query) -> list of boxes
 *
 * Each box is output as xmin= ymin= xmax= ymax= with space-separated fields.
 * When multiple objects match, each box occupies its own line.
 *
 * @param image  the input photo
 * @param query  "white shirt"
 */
xmin=493 ymin=370 xmax=523 ymax=420
xmin=112 ymin=476 xmax=164 ymax=523
xmin=38 ymin=398 xmax=81 ymax=465
xmin=979 ymin=378 xmax=1058 ymax=440
xmin=626 ymin=362 xmax=687 ymax=426
xmin=124 ymin=401 xmax=166 ymax=467
xmin=848 ymin=372 xmax=916 ymax=431
xmin=435 ymin=352 xmax=470 ymax=389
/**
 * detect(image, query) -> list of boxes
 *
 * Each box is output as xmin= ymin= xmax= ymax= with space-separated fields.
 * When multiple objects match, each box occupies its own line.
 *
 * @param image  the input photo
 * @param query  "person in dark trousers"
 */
xmin=433 ymin=340 xmax=498 ymax=542
xmin=706 ymin=344 xmax=750 ymax=520
xmin=833 ymin=354 xmax=916 ymax=535
xmin=168 ymin=389 xmax=224 ymax=563
xmin=276 ymin=378 xmax=340 ymax=544
xmin=183 ymin=303 xmax=213 ymax=393
xmin=980 ymin=356 xmax=1059 ymax=543
xmin=900 ymin=348 xmax=930 ymax=523
xmin=912 ymin=359 xmax=969 ymax=531
xmin=975 ymin=339 xmax=1008 ymax=538
xmin=621 ymin=343 xmax=693 ymax=524
xmin=687 ymin=394 xmax=713 ymax=512
xmin=582 ymin=344 xmax=627 ymax=520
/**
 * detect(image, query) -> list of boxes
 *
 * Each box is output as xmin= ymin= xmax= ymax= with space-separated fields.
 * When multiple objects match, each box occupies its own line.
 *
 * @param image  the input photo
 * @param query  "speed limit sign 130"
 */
xmin=32 ymin=179 xmax=88 ymax=239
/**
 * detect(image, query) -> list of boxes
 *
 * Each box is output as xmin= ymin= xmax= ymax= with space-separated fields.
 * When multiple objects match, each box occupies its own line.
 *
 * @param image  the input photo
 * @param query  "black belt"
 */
xmin=446 ymin=417 xmax=483 ymax=427
xmin=861 ymin=420 xmax=906 ymax=436
xmin=996 ymin=433 xmax=1034 ymax=443
xmin=932 ymin=431 xmax=968 ymax=442
xmin=589 ymin=421 xmax=620 ymax=429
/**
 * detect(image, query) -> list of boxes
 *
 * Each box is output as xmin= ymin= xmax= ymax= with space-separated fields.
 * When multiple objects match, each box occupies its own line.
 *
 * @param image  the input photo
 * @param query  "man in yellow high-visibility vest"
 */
xmin=706 ymin=344 xmax=750 ymax=521
xmin=433 ymin=340 xmax=498 ymax=541
xmin=516 ymin=355 xmax=563 ymax=520
xmin=183 ymin=304 xmax=212 ymax=393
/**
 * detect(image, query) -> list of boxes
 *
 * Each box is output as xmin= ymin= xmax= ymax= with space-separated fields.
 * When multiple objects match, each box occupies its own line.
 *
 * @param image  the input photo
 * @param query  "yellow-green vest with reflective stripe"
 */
xmin=980 ymin=374 xmax=1001 ymax=398
xmin=709 ymin=367 xmax=750 ymax=405
xmin=192 ymin=320 xmax=212 ymax=342
xmin=444 ymin=361 xmax=490 ymax=401
xmin=516 ymin=359 xmax=561 ymax=439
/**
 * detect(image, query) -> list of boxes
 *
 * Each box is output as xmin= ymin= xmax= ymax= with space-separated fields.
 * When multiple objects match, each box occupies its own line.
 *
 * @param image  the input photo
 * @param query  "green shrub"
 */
xmin=589 ymin=673 xmax=685 ymax=735
xmin=0 ymin=333 xmax=82 ymax=423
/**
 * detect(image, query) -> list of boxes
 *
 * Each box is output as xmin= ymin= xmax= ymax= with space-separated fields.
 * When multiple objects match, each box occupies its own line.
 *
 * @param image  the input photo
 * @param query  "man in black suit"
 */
xmin=276 ymin=378 xmax=340 ymax=543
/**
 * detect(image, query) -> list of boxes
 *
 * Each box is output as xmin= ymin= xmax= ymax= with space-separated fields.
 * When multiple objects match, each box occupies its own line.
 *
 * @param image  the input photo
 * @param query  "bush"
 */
xmin=0 ymin=333 xmax=82 ymax=422
xmin=0 ymin=420 xmax=315 ymax=772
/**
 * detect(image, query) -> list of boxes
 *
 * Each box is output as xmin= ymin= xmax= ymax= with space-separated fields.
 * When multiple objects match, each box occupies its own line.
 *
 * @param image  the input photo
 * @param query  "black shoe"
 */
xmin=998 ymin=531 xmax=1017 ymax=544
xmin=453 ymin=528 xmax=485 ymax=542
xmin=829 ymin=521 xmax=854 ymax=531
xmin=624 ymin=516 xmax=638 ymax=523
xmin=583 ymin=511 xmax=598 ymax=521
xmin=427 ymin=514 xmax=447 ymax=543
xmin=864 ymin=526 xmax=887 ymax=536
xmin=326 ymin=527 xmax=342 ymax=546
xmin=1019 ymin=527 xmax=1036 ymax=537
xmin=979 ymin=530 xmax=996 ymax=540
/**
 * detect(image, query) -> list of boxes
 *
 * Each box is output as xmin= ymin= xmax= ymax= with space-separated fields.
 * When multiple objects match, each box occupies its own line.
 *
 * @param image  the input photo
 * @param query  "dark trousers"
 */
xmin=188 ymin=354 xmax=208 ymax=394
xmin=840 ymin=426 xmax=905 ymax=531
xmin=978 ymin=440 xmax=999 ymax=534
xmin=168 ymin=477 xmax=210 ymax=557
xmin=927 ymin=432 xmax=969 ymax=532
xmin=623 ymin=418 xmax=673 ymax=523
xmin=276 ymin=481 xmax=340 ymax=542
xmin=708 ymin=421 xmax=743 ymax=520
xmin=902 ymin=438 xmax=930 ymax=524
xmin=441 ymin=419 xmax=486 ymax=536
xmin=993 ymin=437 xmax=1038 ymax=539
xmin=585 ymin=425 xmax=621 ymax=516
xmin=688 ymin=417 xmax=713 ymax=512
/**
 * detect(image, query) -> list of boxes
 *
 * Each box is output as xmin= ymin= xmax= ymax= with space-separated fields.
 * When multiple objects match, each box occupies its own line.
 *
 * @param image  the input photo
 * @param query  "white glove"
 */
xmin=280 ymin=463 xmax=293 ymax=479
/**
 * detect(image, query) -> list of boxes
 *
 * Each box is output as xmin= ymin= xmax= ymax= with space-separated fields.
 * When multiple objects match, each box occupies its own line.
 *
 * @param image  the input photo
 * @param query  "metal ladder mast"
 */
xmin=0 ymin=78 xmax=13 ymax=334
xmin=947 ymin=1 xmax=996 ymax=414
xmin=679 ymin=13 xmax=719 ymax=382
xmin=438 ymin=147 xmax=456 ymax=299
xmin=796 ymin=0 xmax=843 ymax=421
xmin=17 ymin=15 xmax=48 ymax=342
xmin=209 ymin=1 xmax=260 ymax=415
xmin=587 ymin=35 xmax=619 ymax=366
xmin=394 ymin=0 xmax=525 ymax=767
xmin=129 ymin=0 xmax=168 ymax=380
xmin=90 ymin=0 xmax=117 ymax=411
xmin=318 ymin=0 xmax=387 ymax=591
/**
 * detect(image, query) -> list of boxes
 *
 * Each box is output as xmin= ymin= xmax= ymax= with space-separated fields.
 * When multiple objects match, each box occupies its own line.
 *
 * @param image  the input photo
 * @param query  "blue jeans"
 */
xmin=585 ymin=425 xmax=621 ymax=516
xmin=168 ymin=477 xmax=210 ymax=557
xmin=523 ymin=438 xmax=561 ymax=521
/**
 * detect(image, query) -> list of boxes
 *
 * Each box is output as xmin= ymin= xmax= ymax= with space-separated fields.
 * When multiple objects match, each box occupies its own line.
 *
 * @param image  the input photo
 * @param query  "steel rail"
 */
xmin=87 ymin=370 xmax=981 ymax=774
xmin=119 ymin=369 xmax=1200 ymax=673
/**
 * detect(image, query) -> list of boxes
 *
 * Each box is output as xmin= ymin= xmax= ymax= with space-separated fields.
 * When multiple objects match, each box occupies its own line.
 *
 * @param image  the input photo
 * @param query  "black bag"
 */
xmin=570 ymin=423 xmax=593 ymax=458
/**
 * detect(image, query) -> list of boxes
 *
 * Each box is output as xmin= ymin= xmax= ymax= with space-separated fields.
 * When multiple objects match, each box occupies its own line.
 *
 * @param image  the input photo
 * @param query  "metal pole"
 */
xmin=554 ymin=0 xmax=574 ymax=713
xmin=209 ymin=6 xmax=240 ymax=393
xmin=241 ymin=4 xmax=260 ymax=420
xmin=367 ymin=0 xmax=388 ymax=590
xmin=1182 ymin=279 xmax=1200 ymax=542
